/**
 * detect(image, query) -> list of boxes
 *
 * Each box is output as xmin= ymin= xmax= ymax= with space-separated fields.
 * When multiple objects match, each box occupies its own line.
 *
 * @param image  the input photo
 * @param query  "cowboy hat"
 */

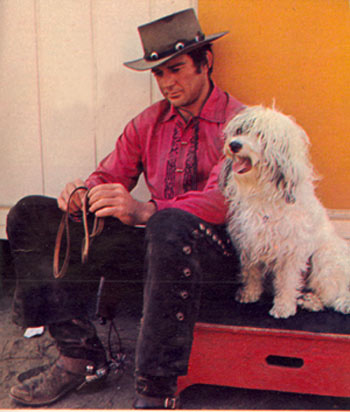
xmin=124 ymin=8 xmax=228 ymax=71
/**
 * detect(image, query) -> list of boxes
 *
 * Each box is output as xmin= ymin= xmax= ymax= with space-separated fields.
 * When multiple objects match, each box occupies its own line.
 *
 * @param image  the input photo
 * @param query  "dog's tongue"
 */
xmin=232 ymin=157 xmax=252 ymax=174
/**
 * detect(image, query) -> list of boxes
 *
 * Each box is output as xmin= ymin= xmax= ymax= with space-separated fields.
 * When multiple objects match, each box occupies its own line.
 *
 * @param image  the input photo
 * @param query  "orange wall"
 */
xmin=199 ymin=0 xmax=350 ymax=209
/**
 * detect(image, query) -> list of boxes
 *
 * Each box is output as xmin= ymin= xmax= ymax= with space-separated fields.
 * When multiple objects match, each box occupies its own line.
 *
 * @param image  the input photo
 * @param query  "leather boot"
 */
xmin=9 ymin=354 xmax=108 ymax=406
xmin=9 ymin=318 xmax=108 ymax=406
xmin=133 ymin=375 xmax=180 ymax=409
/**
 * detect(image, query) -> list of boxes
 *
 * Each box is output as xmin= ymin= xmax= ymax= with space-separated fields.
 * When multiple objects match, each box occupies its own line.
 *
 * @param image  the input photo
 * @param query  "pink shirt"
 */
xmin=85 ymin=84 xmax=243 ymax=224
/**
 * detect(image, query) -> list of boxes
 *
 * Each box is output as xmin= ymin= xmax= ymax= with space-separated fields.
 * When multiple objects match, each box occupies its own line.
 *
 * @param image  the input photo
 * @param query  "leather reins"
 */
xmin=53 ymin=186 xmax=104 ymax=279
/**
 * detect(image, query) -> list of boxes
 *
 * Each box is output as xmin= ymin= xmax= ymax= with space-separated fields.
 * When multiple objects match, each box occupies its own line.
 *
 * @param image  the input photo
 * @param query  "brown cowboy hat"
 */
xmin=124 ymin=8 xmax=228 ymax=71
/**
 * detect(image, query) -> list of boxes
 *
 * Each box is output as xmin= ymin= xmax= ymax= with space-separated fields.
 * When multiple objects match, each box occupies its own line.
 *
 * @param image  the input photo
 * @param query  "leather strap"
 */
xmin=134 ymin=393 xmax=180 ymax=409
xmin=53 ymin=186 xmax=104 ymax=279
xmin=56 ymin=354 xmax=95 ymax=376
xmin=56 ymin=355 xmax=109 ymax=386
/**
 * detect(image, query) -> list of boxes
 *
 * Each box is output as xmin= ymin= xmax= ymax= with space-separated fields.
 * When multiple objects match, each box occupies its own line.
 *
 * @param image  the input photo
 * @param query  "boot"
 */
xmin=9 ymin=318 xmax=108 ymax=406
xmin=133 ymin=375 xmax=180 ymax=409
xmin=9 ymin=354 xmax=108 ymax=406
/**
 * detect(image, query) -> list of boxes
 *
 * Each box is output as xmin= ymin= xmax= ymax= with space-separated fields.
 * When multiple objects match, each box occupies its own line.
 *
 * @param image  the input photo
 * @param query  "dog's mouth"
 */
xmin=231 ymin=156 xmax=253 ymax=174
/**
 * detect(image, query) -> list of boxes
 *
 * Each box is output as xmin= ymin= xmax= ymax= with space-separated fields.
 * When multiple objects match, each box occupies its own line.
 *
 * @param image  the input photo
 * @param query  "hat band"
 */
xmin=146 ymin=33 xmax=205 ymax=62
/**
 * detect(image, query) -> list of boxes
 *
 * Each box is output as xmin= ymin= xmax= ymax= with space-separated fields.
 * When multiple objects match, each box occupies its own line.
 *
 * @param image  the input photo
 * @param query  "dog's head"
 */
xmin=222 ymin=105 xmax=314 ymax=203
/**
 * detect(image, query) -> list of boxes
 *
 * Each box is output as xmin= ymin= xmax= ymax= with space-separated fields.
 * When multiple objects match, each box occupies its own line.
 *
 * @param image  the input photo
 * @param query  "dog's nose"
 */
xmin=229 ymin=141 xmax=242 ymax=153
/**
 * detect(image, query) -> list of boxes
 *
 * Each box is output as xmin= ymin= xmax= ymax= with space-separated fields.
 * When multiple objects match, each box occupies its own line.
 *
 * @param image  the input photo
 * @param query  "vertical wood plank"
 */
xmin=92 ymin=1 xmax=153 ymax=201
xmin=91 ymin=0 xmax=151 ymax=164
xmin=0 ymin=0 xmax=43 ymax=204
xmin=37 ymin=0 xmax=96 ymax=197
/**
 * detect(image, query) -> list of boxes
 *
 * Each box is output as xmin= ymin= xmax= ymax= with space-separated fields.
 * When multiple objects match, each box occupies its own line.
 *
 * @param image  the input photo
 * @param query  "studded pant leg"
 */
xmin=135 ymin=208 xmax=239 ymax=378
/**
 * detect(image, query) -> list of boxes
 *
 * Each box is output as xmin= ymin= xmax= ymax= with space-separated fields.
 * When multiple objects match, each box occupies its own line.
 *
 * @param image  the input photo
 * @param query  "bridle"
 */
xmin=53 ymin=186 xmax=104 ymax=279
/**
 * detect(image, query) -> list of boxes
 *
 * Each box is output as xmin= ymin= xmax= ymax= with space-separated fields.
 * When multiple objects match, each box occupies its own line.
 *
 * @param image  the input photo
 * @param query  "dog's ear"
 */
xmin=262 ymin=135 xmax=300 ymax=205
xmin=275 ymin=169 xmax=296 ymax=204
xmin=260 ymin=111 xmax=313 ymax=205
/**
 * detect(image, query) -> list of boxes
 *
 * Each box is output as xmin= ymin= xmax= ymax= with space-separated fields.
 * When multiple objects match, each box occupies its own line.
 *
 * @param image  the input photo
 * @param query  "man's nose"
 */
xmin=161 ymin=73 xmax=176 ymax=89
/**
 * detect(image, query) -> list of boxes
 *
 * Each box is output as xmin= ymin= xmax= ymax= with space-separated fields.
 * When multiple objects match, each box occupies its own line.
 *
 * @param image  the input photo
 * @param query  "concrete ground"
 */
xmin=1 ymin=288 xmax=350 ymax=411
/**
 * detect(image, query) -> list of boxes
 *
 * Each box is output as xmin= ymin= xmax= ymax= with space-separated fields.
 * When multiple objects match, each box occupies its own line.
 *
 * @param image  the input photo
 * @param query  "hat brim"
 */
xmin=124 ymin=31 xmax=228 ymax=71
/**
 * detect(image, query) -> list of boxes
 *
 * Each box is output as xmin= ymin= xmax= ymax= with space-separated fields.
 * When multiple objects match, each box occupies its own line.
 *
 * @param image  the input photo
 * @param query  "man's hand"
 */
xmin=57 ymin=178 xmax=87 ymax=213
xmin=88 ymin=183 xmax=156 ymax=226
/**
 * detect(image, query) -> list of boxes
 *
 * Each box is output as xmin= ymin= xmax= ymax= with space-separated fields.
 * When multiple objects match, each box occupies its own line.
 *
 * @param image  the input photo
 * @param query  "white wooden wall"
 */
xmin=0 ymin=0 xmax=197 ymax=238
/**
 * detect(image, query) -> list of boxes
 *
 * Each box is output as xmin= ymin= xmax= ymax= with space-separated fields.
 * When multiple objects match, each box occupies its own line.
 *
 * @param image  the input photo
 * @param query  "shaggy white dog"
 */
xmin=221 ymin=105 xmax=350 ymax=318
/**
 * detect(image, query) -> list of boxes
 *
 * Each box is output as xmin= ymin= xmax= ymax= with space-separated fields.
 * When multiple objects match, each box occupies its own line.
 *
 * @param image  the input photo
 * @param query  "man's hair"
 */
xmin=187 ymin=44 xmax=213 ymax=76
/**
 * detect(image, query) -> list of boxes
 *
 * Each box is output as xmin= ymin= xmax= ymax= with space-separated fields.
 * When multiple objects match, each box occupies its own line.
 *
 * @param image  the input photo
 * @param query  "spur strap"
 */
xmin=53 ymin=186 xmax=104 ymax=279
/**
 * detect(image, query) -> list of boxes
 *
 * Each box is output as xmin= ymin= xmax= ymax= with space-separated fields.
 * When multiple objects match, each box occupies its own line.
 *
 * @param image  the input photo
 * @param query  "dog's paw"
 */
xmin=269 ymin=301 xmax=297 ymax=318
xmin=332 ymin=295 xmax=350 ymax=314
xmin=235 ymin=286 xmax=261 ymax=304
xmin=297 ymin=292 xmax=324 ymax=312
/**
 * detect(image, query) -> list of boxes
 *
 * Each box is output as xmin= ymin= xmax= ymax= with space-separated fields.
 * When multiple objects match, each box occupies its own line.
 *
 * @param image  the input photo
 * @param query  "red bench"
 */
xmin=177 ymin=298 xmax=350 ymax=398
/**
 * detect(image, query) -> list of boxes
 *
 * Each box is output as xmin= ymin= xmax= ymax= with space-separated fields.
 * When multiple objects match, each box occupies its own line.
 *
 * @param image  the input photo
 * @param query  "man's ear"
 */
xmin=206 ymin=50 xmax=213 ymax=72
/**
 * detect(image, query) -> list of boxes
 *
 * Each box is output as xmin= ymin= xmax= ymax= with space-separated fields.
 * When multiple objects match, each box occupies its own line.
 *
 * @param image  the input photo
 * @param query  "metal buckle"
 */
xmin=164 ymin=396 xmax=178 ymax=409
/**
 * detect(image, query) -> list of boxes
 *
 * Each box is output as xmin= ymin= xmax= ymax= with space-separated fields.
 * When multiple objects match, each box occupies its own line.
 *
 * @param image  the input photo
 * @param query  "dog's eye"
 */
xmin=236 ymin=127 xmax=243 ymax=135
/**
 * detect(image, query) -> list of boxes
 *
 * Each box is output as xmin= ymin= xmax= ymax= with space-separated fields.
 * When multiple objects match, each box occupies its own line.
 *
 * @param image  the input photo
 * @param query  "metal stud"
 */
xmin=180 ymin=290 xmax=189 ymax=300
xmin=192 ymin=229 xmax=200 ymax=239
xmin=212 ymin=234 xmax=218 ymax=242
xmin=86 ymin=365 xmax=95 ymax=374
xmin=206 ymin=228 xmax=212 ymax=236
xmin=183 ymin=268 xmax=191 ymax=277
xmin=182 ymin=245 xmax=192 ymax=255
xmin=176 ymin=312 xmax=185 ymax=321
xmin=149 ymin=51 xmax=159 ymax=60
xmin=199 ymin=223 xmax=206 ymax=231
xmin=174 ymin=41 xmax=185 ymax=51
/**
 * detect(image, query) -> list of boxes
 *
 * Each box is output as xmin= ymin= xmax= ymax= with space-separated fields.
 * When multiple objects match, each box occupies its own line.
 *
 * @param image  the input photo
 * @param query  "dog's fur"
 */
xmin=220 ymin=105 xmax=350 ymax=318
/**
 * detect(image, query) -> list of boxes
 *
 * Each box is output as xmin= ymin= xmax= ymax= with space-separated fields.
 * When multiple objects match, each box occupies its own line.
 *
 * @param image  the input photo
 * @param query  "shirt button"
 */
xmin=181 ymin=141 xmax=188 ymax=145
xmin=176 ymin=169 xmax=184 ymax=173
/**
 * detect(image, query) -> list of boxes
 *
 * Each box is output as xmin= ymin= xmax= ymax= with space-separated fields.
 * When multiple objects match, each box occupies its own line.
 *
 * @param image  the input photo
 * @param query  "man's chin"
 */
xmin=168 ymin=97 xmax=183 ymax=106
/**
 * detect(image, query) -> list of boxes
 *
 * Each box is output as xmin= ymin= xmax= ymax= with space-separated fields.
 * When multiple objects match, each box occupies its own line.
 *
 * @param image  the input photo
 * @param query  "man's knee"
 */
xmin=7 ymin=195 xmax=59 ymax=238
xmin=7 ymin=196 xmax=37 ymax=231
xmin=144 ymin=209 xmax=204 ymax=281
xmin=146 ymin=208 xmax=199 ymax=242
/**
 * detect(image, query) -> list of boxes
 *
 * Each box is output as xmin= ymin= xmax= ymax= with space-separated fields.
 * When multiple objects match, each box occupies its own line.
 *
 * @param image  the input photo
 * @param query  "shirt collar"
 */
xmin=161 ymin=83 xmax=228 ymax=124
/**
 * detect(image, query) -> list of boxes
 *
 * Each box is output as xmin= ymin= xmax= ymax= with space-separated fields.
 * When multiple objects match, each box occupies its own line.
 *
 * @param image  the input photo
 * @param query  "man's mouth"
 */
xmin=168 ymin=92 xmax=182 ymax=99
xmin=232 ymin=156 xmax=253 ymax=174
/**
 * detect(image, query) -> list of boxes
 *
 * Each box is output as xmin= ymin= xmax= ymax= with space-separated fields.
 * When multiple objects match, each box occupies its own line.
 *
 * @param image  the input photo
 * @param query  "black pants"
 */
xmin=7 ymin=196 xmax=240 ymax=377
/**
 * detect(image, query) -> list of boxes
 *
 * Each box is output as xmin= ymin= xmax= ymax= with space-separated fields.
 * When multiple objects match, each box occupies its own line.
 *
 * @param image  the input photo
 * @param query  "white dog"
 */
xmin=220 ymin=105 xmax=350 ymax=318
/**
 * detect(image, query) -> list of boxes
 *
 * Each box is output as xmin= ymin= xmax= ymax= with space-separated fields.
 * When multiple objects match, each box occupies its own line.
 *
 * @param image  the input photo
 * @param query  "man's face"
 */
xmin=151 ymin=53 xmax=210 ymax=116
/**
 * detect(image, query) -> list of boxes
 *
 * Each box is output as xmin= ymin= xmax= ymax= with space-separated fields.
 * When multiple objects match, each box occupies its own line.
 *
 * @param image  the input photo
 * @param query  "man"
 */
xmin=7 ymin=8 xmax=243 ymax=409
